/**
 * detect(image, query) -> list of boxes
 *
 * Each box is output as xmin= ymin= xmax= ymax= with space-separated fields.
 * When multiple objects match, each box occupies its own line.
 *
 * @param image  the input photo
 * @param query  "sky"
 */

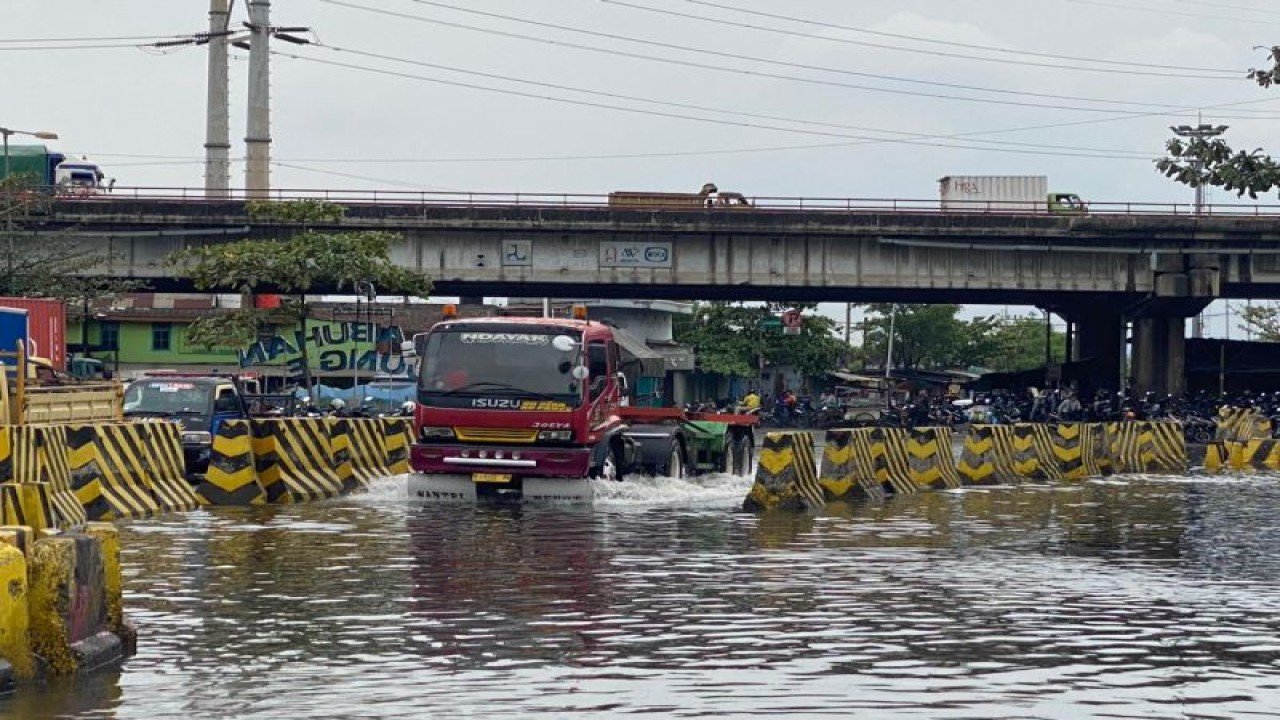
xmin=6 ymin=0 xmax=1279 ymax=336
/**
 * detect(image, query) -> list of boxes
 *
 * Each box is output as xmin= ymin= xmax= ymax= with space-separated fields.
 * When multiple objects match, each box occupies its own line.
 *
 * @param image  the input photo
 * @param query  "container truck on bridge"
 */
xmin=939 ymin=175 xmax=1086 ymax=214
xmin=608 ymin=182 xmax=752 ymax=208
xmin=1 ymin=144 xmax=111 ymax=193
xmin=407 ymin=305 xmax=758 ymax=503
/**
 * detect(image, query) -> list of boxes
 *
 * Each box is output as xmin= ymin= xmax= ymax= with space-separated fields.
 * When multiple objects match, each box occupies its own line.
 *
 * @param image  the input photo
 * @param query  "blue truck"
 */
xmin=2 ymin=144 xmax=108 ymax=192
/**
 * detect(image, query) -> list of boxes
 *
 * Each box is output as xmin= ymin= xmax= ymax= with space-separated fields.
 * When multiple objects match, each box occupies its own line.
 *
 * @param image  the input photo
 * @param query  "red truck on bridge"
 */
xmin=408 ymin=306 xmax=758 ymax=502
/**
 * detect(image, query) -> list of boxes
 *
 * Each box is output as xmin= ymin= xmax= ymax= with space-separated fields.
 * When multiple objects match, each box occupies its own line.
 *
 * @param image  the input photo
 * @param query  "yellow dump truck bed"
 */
xmin=19 ymin=383 xmax=123 ymax=424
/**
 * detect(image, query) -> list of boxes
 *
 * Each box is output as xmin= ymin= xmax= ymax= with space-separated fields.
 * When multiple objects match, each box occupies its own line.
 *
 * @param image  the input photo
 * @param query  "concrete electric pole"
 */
xmin=1170 ymin=121 xmax=1228 ymax=339
xmin=205 ymin=0 xmax=232 ymax=198
xmin=243 ymin=1 xmax=311 ymax=199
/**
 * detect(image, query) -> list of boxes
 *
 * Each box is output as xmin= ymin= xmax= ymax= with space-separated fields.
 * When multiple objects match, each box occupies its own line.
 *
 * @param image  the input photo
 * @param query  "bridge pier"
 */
xmin=1132 ymin=316 xmax=1187 ymax=396
xmin=1071 ymin=309 xmax=1126 ymax=394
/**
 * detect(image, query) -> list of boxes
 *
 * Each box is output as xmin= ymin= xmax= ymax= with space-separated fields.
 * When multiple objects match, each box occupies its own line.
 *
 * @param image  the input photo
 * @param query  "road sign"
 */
xmin=758 ymin=317 xmax=782 ymax=329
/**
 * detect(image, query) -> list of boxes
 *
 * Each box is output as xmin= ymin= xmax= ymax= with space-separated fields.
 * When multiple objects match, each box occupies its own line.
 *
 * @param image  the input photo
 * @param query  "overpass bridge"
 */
xmin=23 ymin=188 xmax=1280 ymax=395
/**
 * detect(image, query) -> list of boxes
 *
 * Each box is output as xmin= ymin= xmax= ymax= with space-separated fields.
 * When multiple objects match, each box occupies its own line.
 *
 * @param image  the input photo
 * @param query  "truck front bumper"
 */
xmin=410 ymin=443 xmax=592 ymax=478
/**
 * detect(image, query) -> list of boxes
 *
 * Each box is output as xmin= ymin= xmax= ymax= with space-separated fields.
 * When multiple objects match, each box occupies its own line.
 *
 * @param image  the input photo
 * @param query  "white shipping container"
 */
xmin=939 ymin=175 xmax=1048 ymax=212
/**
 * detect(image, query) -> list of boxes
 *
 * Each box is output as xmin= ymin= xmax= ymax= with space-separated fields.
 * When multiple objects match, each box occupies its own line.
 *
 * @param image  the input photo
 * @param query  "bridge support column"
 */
xmin=1072 ymin=310 xmax=1125 ymax=394
xmin=1133 ymin=316 xmax=1187 ymax=396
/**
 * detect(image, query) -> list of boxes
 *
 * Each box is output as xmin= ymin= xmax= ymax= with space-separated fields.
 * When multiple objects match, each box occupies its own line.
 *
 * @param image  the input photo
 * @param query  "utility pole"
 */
xmin=205 ymin=0 xmax=232 ymax=197
xmin=1170 ymin=120 xmax=1228 ymax=340
xmin=244 ymin=0 xmax=272 ymax=199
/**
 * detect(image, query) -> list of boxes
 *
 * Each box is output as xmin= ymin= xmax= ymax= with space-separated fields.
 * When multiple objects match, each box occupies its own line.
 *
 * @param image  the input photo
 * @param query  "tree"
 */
xmin=860 ymin=305 xmax=1066 ymax=372
xmin=674 ymin=302 xmax=850 ymax=384
xmin=1156 ymin=47 xmax=1280 ymax=199
xmin=1238 ymin=301 xmax=1280 ymax=342
xmin=976 ymin=314 xmax=1068 ymax=372
xmin=169 ymin=200 xmax=432 ymax=389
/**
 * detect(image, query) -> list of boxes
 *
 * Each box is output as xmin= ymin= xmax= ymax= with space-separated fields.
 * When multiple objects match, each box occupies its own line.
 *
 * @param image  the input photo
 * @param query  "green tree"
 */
xmin=169 ymin=200 xmax=432 ymax=389
xmin=675 ymin=302 xmax=850 ymax=382
xmin=1238 ymin=301 xmax=1280 ymax=341
xmin=975 ymin=314 xmax=1068 ymax=372
xmin=1156 ymin=47 xmax=1280 ymax=199
xmin=862 ymin=304 xmax=967 ymax=370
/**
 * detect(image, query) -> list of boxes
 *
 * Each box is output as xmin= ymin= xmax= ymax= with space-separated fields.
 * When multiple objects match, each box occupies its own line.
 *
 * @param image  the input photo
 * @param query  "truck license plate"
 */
xmin=472 ymin=473 xmax=513 ymax=484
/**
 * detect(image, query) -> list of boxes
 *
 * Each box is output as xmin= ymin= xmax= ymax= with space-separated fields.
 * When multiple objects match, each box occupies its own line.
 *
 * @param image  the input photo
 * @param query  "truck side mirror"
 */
xmin=615 ymin=372 xmax=629 ymax=393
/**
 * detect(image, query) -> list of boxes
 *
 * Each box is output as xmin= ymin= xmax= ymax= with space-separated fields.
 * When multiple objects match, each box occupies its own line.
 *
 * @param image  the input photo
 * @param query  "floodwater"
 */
xmin=5 ymin=470 xmax=1280 ymax=720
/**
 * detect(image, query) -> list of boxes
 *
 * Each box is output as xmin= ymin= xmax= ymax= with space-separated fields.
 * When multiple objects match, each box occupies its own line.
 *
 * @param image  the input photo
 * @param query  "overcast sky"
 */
xmin=6 ymin=0 xmax=1278 ymax=334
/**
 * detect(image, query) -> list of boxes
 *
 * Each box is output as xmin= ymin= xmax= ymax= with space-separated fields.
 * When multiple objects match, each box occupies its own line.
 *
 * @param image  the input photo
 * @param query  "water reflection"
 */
xmin=2 ymin=475 xmax=1280 ymax=719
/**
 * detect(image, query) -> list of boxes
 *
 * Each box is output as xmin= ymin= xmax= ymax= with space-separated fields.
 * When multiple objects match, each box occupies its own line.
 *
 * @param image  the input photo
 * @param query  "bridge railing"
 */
xmin=36 ymin=186 xmax=1280 ymax=217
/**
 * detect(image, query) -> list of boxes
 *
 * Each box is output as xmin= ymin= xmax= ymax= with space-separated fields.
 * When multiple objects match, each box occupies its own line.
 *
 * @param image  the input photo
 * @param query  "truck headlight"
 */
xmin=181 ymin=431 xmax=212 ymax=445
xmin=419 ymin=426 xmax=455 ymax=440
xmin=537 ymin=430 xmax=573 ymax=441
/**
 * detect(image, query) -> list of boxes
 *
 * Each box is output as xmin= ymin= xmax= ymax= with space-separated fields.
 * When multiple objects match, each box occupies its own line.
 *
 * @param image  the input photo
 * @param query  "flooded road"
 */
xmin=6 ymin=472 xmax=1280 ymax=719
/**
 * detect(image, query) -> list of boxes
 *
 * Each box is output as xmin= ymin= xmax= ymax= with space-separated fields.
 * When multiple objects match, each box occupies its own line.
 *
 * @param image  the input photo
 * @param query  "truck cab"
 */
xmin=123 ymin=375 xmax=248 ymax=478
xmin=409 ymin=312 xmax=639 ymax=502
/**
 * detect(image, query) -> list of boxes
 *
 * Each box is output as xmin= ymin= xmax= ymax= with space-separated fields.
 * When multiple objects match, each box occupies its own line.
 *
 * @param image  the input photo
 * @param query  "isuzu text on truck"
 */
xmin=408 ymin=306 xmax=758 ymax=502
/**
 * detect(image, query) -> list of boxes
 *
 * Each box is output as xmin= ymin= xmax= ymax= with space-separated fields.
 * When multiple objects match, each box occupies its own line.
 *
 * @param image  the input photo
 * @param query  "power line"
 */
xmin=321 ymin=0 xmax=1234 ymax=114
xmin=1064 ymin=0 xmax=1280 ymax=25
xmin=306 ymin=41 xmax=1155 ymax=157
xmin=678 ymin=0 xmax=1242 ymax=74
xmin=0 ymin=42 xmax=153 ymax=51
xmin=0 ymin=34 xmax=175 ymax=43
xmin=272 ymin=48 xmax=1213 ymax=161
xmin=593 ymin=0 xmax=1242 ymax=77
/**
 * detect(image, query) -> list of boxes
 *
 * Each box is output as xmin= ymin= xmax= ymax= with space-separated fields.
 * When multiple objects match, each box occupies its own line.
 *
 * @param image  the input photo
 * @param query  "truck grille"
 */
xmin=454 ymin=427 xmax=538 ymax=444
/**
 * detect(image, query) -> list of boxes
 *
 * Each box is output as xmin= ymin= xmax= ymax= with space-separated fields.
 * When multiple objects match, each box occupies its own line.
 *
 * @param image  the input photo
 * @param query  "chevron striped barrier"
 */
xmin=817 ymin=429 xmax=884 ymax=502
xmin=1007 ymin=424 xmax=1062 ymax=482
xmin=126 ymin=422 xmax=202 ymax=513
xmin=1216 ymin=407 xmax=1271 ymax=443
xmin=860 ymin=426 xmax=915 ymax=495
xmin=1088 ymin=423 xmax=1115 ymax=476
xmin=326 ymin=418 xmax=360 ymax=493
xmin=195 ymin=420 xmax=267 ymax=505
xmin=905 ymin=427 xmax=962 ymax=491
xmin=1044 ymin=423 xmax=1107 ymax=481
xmin=66 ymin=424 xmax=194 ymax=521
xmin=346 ymin=418 xmax=392 ymax=483
xmin=1107 ymin=421 xmax=1187 ymax=474
xmin=744 ymin=431 xmax=822 ymax=512
xmin=0 ymin=483 xmax=54 ymax=532
xmin=384 ymin=418 xmax=413 ymax=475
xmin=6 ymin=425 xmax=86 ymax=528
xmin=1227 ymin=438 xmax=1280 ymax=471
xmin=251 ymin=419 xmax=344 ymax=502
xmin=957 ymin=424 xmax=1019 ymax=486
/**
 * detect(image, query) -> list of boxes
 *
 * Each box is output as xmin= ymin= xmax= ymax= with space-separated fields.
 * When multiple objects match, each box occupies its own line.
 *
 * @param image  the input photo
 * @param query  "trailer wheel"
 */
xmin=727 ymin=434 xmax=754 ymax=476
xmin=660 ymin=440 xmax=686 ymax=479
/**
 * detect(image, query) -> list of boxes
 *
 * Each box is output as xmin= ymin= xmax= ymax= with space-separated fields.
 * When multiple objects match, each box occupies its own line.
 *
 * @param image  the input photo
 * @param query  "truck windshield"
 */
xmin=123 ymin=381 xmax=211 ymax=416
xmin=418 ymin=329 xmax=583 ymax=407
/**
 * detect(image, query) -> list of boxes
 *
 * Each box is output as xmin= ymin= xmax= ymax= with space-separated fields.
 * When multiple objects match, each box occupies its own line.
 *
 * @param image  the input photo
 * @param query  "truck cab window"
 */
xmin=588 ymin=341 xmax=609 ymax=399
xmin=214 ymin=389 xmax=239 ymax=413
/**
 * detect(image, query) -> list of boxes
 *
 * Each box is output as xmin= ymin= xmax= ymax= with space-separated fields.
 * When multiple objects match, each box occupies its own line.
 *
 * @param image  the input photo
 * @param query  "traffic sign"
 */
xmin=758 ymin=317 xmax=782 ymax=329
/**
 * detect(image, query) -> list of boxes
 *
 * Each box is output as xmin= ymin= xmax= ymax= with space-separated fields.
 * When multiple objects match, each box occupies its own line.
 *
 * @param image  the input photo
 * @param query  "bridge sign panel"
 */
xmin=600 ymin=241 xmax=673 ymax=269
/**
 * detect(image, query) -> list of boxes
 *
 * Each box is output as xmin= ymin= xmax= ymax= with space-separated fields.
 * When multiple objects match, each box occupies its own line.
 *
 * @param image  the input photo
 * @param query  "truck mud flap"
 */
xmin=521 ymin=478 xmax=593 ymax=504
xmin=407 ymin=473 xmax=477 ymax=503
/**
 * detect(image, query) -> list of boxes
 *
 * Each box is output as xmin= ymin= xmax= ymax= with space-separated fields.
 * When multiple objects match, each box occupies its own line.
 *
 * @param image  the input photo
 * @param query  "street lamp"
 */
xmin=1170 ymin=122 xmax=1228 ymax=339
xmin=353 ymin=281 xmax=376 ymax=392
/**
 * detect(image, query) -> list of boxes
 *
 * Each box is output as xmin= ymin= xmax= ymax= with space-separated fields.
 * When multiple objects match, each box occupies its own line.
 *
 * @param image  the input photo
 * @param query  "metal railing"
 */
xmin=22 ymin=185 xmax=1280 ymax=217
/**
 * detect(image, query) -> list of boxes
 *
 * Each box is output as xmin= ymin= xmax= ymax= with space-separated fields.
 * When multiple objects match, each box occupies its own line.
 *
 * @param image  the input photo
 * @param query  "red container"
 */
xmin=254 ymin=293 xmax=282 ymax=309
xmin=0 ymin=297 xmax=67 ymax=370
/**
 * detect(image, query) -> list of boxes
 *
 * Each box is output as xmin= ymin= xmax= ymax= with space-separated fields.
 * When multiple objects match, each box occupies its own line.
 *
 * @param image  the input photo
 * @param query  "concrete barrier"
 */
xmin=905 ymin=426 xmax=962 ymax=491
xmin=196 ymin=419 xmax=267 ymax=505
xmin=956 ymin=424 xmax=1018 ymax=486
xmin=743 ymin=431 xmax=822 ymax=512
xmin=817 ymin=429 xmax=884 ymax=502
xmin=1009 ymin=424 xmax=1062 ymax=482
xmin=6 ymin=426 xmax=87 ymax=528
xmin=1216 ymin=407 xmax=1271 ymax=442
xmin=0 ymin=542 xmax=32 ymax=682
xmin=1108 ymin=421 xmax=1187 ymax=474
xmin=384 ymin=418 xmax=413 ymax=474
xmin=346 ymin=418 xmax=389 ymax=483
xmin=251 ymin=419 xmax=344 ymax=502
xmin=133 ymin=422 xmax=203 ymax=513
xmin=66 ymin=424 xmax=164 ymax=521
xmin=25 ymin=529 xmax=128 ymax=675
xmin=326 ymin=418 xmax=361 ymax=493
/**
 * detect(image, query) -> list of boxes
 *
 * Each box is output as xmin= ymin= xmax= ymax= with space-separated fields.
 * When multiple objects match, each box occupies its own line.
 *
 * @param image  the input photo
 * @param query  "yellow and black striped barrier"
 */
xmin=863 ymin=426 xmax=915 ymax=495
xmin=1009 ymin=424 xmax=1062 ymax=482
xmin=6 ymin=425 xmax=87 ymax=528
xmin=905 ymin=426 xmax=962 ymax=491
xmin=817 ymin=429 xmax=884 ymax=502
xmin=346 ymin=418 xmax=392 ymax=484
xmin=956 ymin=424 xmax=1018 ymax=486
xmin=196 ymin=420 xmax=267 ymax=505
xmin=384 ymin=418 xmax=413 ymax=475
xmin=66 ymin=424 xmax=171 ymax=521
xmin=1216 ymin=407 xmax=1271 ymax=443
xmin=744 ymin=431 xmax=822 ymax=512
xmin=251 ymin=418 xmax=345 ymax=503
xmin=1107 ymin=421 xmax=1187 ymax=474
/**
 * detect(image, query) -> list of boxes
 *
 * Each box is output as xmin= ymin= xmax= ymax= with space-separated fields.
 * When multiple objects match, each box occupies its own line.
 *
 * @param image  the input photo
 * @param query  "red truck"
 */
xmin=408 ymin=307 xmax=758 ymax=502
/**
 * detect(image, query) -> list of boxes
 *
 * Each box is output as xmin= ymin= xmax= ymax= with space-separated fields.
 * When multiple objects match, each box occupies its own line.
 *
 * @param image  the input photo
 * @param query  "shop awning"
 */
xmin=611 ymin=327 xmax=666 ymax=376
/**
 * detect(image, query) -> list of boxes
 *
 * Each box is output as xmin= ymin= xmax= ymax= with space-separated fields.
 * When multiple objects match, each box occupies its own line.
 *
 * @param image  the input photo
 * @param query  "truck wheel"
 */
xmin=591 ymin=442 xmax=623 ymax=482
xmin=729 ymin=434 xmax=754 ymax=476
xmin=660 ymin=440 xmax=686 ymax=479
